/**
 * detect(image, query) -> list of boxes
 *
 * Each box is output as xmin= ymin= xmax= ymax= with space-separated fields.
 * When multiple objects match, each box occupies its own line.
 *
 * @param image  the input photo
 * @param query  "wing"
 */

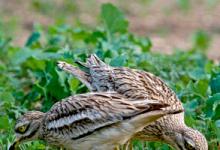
xmin=85 ymin=55 xmax=182 ymax=109
xmin=44 ymin=92 xmax=169 ymax=140
xmin=57 ymin=61 xmax=93 ymax=90
xmin=57 ymin=54 xmax=183 ymax=110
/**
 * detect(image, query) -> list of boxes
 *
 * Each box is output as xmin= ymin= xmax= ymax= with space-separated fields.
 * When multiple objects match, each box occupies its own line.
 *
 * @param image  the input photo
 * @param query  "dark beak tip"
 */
xmin=9 ymin=142 xmax=17 ymax=150
xmin=9 ymin=146 xmax=14 ymax=150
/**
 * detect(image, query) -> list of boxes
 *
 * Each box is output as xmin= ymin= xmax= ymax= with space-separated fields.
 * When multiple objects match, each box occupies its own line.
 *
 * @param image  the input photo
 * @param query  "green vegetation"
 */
xmin=0 ymin=3 xmax=219 ymax=150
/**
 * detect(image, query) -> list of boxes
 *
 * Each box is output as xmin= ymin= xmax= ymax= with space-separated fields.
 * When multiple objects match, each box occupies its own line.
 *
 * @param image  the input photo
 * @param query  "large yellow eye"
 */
xmin=185 ymin=141 xmax=196 ymax=150
xmin=17 ymin=126 xmax=27 ymax=133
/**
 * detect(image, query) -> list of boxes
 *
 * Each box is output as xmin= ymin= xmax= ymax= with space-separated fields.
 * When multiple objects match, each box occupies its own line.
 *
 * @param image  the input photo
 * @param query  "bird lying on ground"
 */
xmin=58 ymin=54 xmax=208 ymax=150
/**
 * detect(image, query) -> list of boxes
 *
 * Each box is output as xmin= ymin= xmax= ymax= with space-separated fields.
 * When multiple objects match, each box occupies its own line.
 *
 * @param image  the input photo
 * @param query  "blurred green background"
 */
xmin=0 ymin=0 xmax=220 ymax=149
xmin=1 ymin=0 xmax=220 ymax=60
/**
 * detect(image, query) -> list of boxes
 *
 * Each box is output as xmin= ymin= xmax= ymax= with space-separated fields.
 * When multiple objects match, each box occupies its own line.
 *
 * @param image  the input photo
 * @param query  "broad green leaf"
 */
xmin=0 ymin=3 xmax=219 ymax=149
xmin=101 ymin=3 xmax=128 ymax=34
xmin=184 ymin=100 xmax=199 ymax=112
xmin=192 ymin=30 xmax=210 ymax=51
xmin=193 ymin=79 xmax=209 ymax=97
xmin=110 ymin=55 xmax=127 ymax=67
xmin=0 ymin=92 xmax=15 ymax=102
xmin=210 ymin=75 xmax=220 ymax=94
xmin=68 ymin=77 xmax=80 ymax=93
xmin=25 ymin=58 xmax=46 ymax=70
xmin=134 ymin=37 xmax=152 ymax=52
xmin=213 ymin=105 xmax=220 ymax=120
xmin=25 ymin=31 xmax=41 ymax=46
xmin=44 ymin=62 xmax=69 ymax=101
xmin=12 ymin=48 xmax=62 ymax=65
xmin=204 ymin=93 xmax=220 ymax=118
xmin=188 ymin=68 xmax=207 ymax=80
xmin=216 ymin=120 xmax=220 ymax=128
xmin=176 ymin=0 xmax=190 ymax=10
xmin=0 ymin=116 xmax=10 ymax=130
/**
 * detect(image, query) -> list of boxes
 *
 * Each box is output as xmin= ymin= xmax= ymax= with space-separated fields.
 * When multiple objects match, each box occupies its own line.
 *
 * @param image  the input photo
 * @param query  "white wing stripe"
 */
xmin=47 ymin=110 xmax=102 ymax=129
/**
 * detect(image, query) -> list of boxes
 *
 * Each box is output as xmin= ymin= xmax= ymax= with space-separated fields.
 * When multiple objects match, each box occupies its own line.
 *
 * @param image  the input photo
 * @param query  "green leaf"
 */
xmin=184 ymin=100 xmax=199 ymax=112
xmin=210 ymin=75 xmax=220 ymax=94
xmin=101 ymin=3 xmax=128 ymax=34
xmin=45 ymin=62 xmax=69 ymax=100
xmin=110 ymin=55 xmax=127 ymax=67
xmin=204 ymin=93 xmax=220 ymax=118
xmin=0 ymin=116 xmax=10 ymax=130
xmin=216 ymin=120 xmax=220 ymax=128
xmin=192 ymin=30 xmax=210 ymax=51
xmin=177 ymin=0 xmax=190 ymax=10
xmin=135 ymin=37 xmax=152 ymax=52
xmin=188 ymin=68 xmax=207 ymax=80
xmin=12 ymin=48 xmax=62 ymax=65
xmin=0 ymin=92 xmax=15 ymax=102
xmin=25 ymin=31 xmax=41 ymax=46
xmin=213 ymin=105 xmax=220 ymax=120
xmin=193 ymin=79 xmax=209 ymax=97
xmin=68 ymin=77 xmax=80 ymax=92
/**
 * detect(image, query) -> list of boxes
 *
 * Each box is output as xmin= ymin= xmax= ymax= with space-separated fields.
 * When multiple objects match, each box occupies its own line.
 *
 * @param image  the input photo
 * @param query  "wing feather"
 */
xmin=44 ymin=92 xmax=168 ymax=140
xmin=57 ymin=54 xmax=183 ymax=110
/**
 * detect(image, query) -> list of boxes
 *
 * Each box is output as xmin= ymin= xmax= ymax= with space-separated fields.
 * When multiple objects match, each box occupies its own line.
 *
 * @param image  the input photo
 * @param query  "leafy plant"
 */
xmin=0 ymin=3 xmax=219 ymax=150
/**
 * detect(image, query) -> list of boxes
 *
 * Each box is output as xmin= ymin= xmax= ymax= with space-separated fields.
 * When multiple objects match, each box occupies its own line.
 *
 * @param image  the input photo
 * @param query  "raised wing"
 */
xmin=89 ymin=66 xmax=182 ymax=109
xmin=58 ymin=54 xmax=183 ymax=110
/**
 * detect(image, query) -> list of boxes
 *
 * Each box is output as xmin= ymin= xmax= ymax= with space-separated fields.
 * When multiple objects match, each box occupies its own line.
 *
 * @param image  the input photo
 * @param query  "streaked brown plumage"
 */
xmin=58 ymin=54 xmax=208 ymax=150
xmin=10 ymin=92 xmax=180 ymax=150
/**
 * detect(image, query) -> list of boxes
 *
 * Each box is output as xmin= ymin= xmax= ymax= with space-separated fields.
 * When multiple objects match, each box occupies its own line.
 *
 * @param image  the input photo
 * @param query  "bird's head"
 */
xmin=9 ymin=111 xmax=45 ymax=150
xmin=165 ymin=127 xmax=208 ymax=150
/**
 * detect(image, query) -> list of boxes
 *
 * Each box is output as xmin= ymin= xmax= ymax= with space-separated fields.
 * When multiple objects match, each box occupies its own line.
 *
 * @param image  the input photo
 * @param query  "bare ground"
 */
xmin=1 ymin=0 xmax=220 ymax=61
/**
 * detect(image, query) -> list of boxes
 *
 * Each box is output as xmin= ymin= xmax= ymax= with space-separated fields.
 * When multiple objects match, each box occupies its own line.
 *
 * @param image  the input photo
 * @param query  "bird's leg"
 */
xmin=113 ymin=146 xmax=120 ymax=150
xmin=123 ymin=140 xmax=133 ymax=150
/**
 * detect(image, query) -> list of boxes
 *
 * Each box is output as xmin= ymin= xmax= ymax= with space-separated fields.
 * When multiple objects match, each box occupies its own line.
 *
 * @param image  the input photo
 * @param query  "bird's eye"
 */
xmin=185 ymin=141 xmax=196 ymax=150
xmin=16 ymin=126 xmax=27 ymax=133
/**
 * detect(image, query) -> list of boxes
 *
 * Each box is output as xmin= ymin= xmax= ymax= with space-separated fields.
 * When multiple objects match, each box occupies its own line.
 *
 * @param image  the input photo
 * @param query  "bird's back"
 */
xmin=89 ymin=66 xmax=182 ymax=110
xmin=75 ymin=54 xmax=183 ymax=111
xmin=87 ymin=64 xmax=185 ymax=142
xmin=57 ymin=54 xmax=185 ymax=144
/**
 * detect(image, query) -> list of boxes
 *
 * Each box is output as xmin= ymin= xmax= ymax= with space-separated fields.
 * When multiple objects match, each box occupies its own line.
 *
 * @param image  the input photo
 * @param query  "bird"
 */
xmin=9 ymin=92 xmax=181 ymax=150
xmin=57 ymin=54 xmax=208 ymax=150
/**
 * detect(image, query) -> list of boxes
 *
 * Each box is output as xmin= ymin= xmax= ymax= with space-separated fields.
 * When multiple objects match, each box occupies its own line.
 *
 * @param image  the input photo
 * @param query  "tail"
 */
xmin=130 ymin=99 xmax=184 ymax=117
xmin=129 ymin=108 xmax=184 ymax=130
xmin=74 ymin=54 xmax=106 ymax=68
xmin=57 ymin=54 xmax=108 ymax=90
xmin=128 ymin=100 xmax=184 ymax=129
xmin=57 ymin=61 xmax=93 ymax=90
xmin=86 ymin=54 xmax=107 ymax=67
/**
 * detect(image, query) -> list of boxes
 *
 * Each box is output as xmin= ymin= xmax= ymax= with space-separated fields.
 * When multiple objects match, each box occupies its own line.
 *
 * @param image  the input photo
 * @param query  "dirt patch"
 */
xmin=1 ymin=0 xmax=220 ymax=61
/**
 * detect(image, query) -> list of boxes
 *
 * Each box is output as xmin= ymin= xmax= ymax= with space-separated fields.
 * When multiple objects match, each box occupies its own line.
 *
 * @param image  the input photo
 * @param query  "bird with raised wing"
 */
xmin=58 ymin=54 xmax=208 ymax=150
xmin=9 ymin=92 xmax=180 ymax=150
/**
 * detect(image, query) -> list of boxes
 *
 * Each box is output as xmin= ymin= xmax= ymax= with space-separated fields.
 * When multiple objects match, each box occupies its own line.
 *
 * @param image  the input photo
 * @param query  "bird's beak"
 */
xmin=9 ymin=138 xmax=20 ymax=150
